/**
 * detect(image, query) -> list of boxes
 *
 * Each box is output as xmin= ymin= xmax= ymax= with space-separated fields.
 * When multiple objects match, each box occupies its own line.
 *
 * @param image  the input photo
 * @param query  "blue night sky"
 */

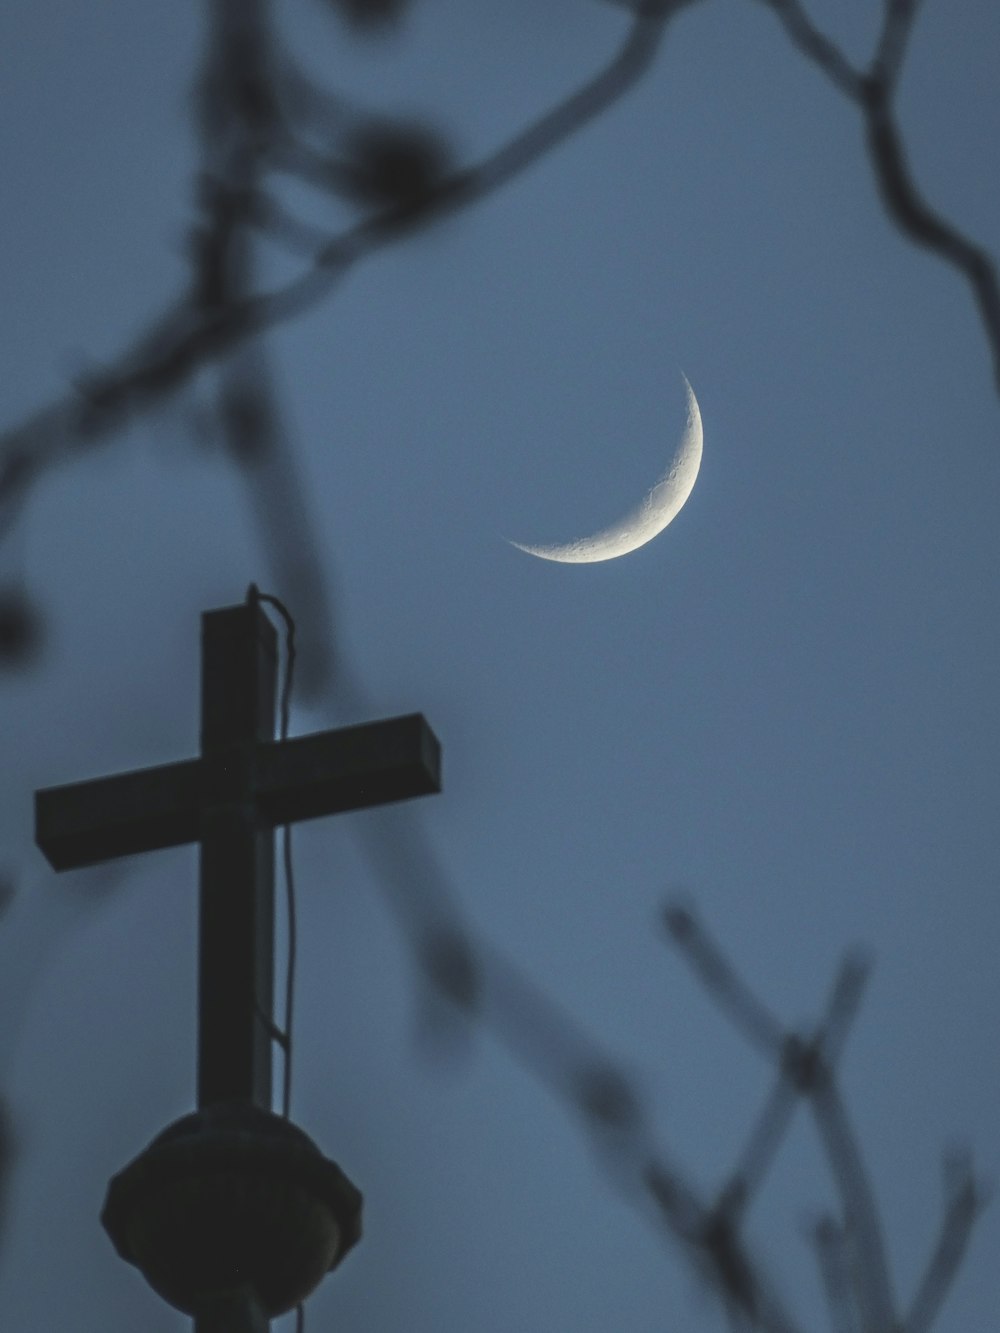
xmin=0 ymin=2 xmax=997 ymax=1330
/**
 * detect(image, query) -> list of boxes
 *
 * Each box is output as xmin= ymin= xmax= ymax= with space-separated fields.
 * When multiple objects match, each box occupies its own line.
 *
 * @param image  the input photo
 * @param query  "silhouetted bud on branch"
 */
xmin=575 ymin=1064 xmax=641 ymax=1131
xmin=421 ymin=928 xmax=478 ymax=1012
xmin=781 ymin=1035 xmax=825 ymax=1092
xmin=73 ymin=371 xmax=120 ymax=438
xmin=341 ymin=121 xmax=452 ymax=223
xmin=697 ymin=1207 xmax=759 ymax=1317
xmin=218 ymin=383 xmax=273 ymax=464
xmin=325 ymin=0 xmax=409 ymax=32
xmin=0 ymin=587 xmax=42 ymax=668
xmin=0 ymin=450 xmax=37 ymax=507
xmin=663 ymin=902 xmax=695 ymax=940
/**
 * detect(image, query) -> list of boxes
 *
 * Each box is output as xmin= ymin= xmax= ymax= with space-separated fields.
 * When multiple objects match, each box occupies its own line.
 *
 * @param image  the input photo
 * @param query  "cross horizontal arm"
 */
xmin=36 ymin=758 xmax=202 ymax=871
xmin=255 ymin=713 xmax=441 ymax=827
xmin=35 ymin=713 xmax=441 ymax=874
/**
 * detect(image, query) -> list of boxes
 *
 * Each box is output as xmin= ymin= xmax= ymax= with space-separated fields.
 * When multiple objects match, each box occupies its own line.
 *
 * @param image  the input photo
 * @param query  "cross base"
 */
xmin=102 ymin=1102 xmax=362 ymax=1321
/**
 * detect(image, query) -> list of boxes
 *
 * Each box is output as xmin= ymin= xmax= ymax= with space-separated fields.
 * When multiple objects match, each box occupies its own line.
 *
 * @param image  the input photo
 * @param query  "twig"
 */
xmin=712 ymin=953 xmax=868 ymax=1220
xmin=0 ymin=1097 xmax=14 ymax=1257
xmin=902 ymin=1148 xmax=990 ymax=1333
xmin=809 ymin=1071 xmax=897 ymax=1333
xmin=449 ymin=1 xmax=699 ymax=200
xmin=860 ymin=76 xmax=1000 ymax=394
xmin=356 ymin=826 xmax=803 ymax=1330
xmin=754 ymin=0 xmax=1000 ymax=396
xmin=750 ymin=0 xmax=862 ymax=100
xmin=0 ymin=2 xmax=695 ymax=537
xmin=663 ymin=908 xmax=903 ymax=1332
xmin=663 ymin=902 xmax=786 ymax=1058
xmin=810 ymin=1216 xmax=860 ymax=1333
xmin=872 ymin=0 xmax=923 ymax=92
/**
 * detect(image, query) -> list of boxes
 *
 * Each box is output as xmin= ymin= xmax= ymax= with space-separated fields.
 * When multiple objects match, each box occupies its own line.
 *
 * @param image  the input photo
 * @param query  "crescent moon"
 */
xmin=509 ymin=375 xmax=703 ymax=564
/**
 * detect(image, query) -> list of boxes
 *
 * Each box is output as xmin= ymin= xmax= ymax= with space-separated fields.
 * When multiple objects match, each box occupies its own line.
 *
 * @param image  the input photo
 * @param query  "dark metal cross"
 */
xmin=34 ymin=598 xmax=440 ymax=1112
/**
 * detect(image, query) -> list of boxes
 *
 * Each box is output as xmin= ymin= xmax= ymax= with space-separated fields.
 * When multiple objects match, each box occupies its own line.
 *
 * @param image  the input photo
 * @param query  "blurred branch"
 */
xmin=859 ymin=75 xmax=1000 ymax=395
xmin=475 ymin=939 xmax=802 ymax=1332
xmin=645 ymin=1158 xmax=801 ymax=1333
xmin=0 ymin=1097 xmax=14 ymax=1257
xmin=712 ymin=951 xmax=870 ymax=1226
xmin=809 ymin=1072 xmax=897 ymax=1332
xmin=660 ymin=900 xmax=986 ymax=1332
xmin=0 ymin=2 xmax=693 ymax=542
xmin=754 ymin=0 xmax=1000 ymax=395
xmin=196 ymin=0 xmax=341 ymax=698
xmin=347 ymin=788 xmax=802 ymax=1328
xmin=663 ymin=903 xmax=786 ymax=1057
xmin=872 ymin=0 xmax=922 ymax=92
xmin=810 ymin=1216 xmax=860 ymax=1333
xmin=752 ymin=0 xmax=861 ymax=98
xmin=902 ymin=1148 xmax=991 ymax=1333
xmin=352 ymin=791 xmax=987 ymax=1332
xmin=448 ymin=1 xmax=698 ymax=199
xmin=666 ymin=903 xmax=897 ymax=1327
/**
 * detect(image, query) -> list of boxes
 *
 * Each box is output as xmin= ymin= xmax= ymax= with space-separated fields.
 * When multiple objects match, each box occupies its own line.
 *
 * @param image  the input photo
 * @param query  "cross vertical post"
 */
xmin=198 ymin=602 xmax=276 ymax=1112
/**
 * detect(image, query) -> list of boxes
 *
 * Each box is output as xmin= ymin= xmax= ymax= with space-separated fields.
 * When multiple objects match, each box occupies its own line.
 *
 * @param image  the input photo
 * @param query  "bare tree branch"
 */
xmin=0 ymin=2 xmax=694 ymax=540
xmin=809 ymin=1070 xmax=897 ymax=1333
xmin=810 ymin=1215 xmax=861 ymax=1333
xmin=902 ymin=1147 xmax=991 ymax=1333
xmin=644 ymin=1158 xmax=802 ymax=1333
xmin=663 ymin=902 xmax=786 ymax=1057
xmin=723 ymin=1074 xmax=800 ymax=1214
xmin=658 ymin=905 xmax=988 ymax=1332
xmin=814 ymin=950 xmax=871 ymax=1068
xmin=750 ymin=0 xmax=862 ymax=100
xmin=194 ymin=0 xmax=342 ymax=698
xmin=713 ymin=952 xmax=870 ymax=1223
xmin=0 ymin=1097 xmax=14 ymax=1258
xmin=872 ymin=0 xmax=923 ymax=92
xmin=755 ymin=0 xmax=1000 ymax=395
xmin=860 ymin=75 xmax=1000 ymax=394
xmin=449 ymin=1 xmax=700 ymax=198
xmin=354 ymin=831 xmax=805 ymax=1330
xmin=662 ymin=903 xmax=901 ymax=1333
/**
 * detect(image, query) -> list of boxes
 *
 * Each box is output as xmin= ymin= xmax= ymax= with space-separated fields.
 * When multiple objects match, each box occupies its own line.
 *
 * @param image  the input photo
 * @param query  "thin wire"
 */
xmin=247 ymin=582 xmax=298 ymax=1120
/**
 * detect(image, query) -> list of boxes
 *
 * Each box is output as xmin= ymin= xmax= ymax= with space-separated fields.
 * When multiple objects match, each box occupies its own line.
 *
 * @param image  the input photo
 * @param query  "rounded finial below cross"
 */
xmin=101 ymin=1101 xmax=362 ymax=1318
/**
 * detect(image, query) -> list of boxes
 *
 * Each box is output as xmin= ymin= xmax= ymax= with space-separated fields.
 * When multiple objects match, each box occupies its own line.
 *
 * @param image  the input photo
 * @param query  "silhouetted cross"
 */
xmin=35 ymin=598 xmax=440 ymax=1111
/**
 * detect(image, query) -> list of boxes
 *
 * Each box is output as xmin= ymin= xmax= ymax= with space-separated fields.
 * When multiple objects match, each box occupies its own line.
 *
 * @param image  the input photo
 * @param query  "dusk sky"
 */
xmin=0 ymin=2 xmax=997 ymax=1331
